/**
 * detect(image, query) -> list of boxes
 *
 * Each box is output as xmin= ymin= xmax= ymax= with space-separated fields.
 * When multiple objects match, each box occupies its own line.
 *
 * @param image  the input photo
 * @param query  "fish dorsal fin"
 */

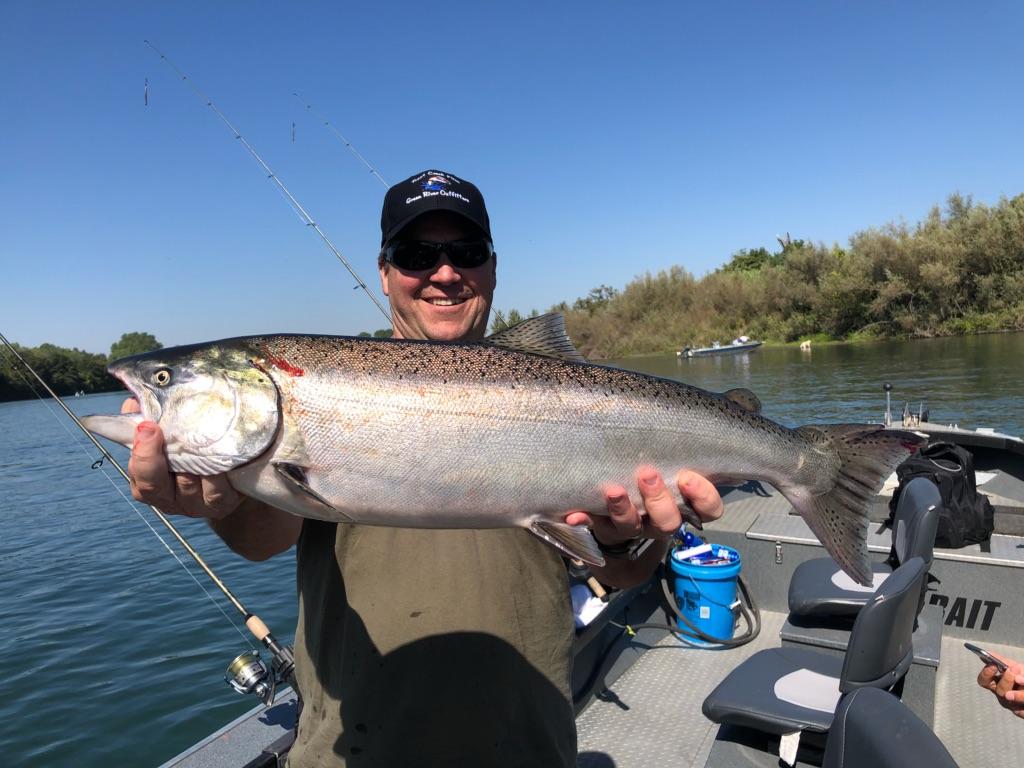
xmin=483 ymin=313 xmax=586 ymax=361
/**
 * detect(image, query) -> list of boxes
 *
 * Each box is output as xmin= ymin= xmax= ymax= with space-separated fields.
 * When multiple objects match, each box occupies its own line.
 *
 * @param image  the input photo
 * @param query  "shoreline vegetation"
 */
xmin=496 ymin=192 xmax=1024 ymax=360
xmin=4 ymin=193 xmax=1022 ymax=401
xmin=0 ymin=332 xmax=161 ymax=403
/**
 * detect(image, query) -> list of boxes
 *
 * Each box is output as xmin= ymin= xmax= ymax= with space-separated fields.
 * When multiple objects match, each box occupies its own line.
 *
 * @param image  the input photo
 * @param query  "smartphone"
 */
xmin=965 ymin=642 xmax=1008 ymax=673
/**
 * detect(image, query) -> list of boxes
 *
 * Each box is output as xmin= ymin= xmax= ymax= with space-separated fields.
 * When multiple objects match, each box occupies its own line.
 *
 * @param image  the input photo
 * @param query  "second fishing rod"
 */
xmin=0 ymin=332 xmax=296 ymax=706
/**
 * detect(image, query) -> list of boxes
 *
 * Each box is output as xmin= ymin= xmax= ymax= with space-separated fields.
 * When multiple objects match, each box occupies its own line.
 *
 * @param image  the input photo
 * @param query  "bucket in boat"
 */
xmin=669 ymin=543 xmax=741 ymax=646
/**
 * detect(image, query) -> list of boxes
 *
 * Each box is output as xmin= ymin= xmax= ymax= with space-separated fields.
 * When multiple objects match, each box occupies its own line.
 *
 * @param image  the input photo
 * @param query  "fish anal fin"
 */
xmin=484 ymin=313 xmax=586 ymax=362
xmin=530 ymin=520 xmax=606 ymax=566
xmin=272 ymin=461 xmax=353 ymax=522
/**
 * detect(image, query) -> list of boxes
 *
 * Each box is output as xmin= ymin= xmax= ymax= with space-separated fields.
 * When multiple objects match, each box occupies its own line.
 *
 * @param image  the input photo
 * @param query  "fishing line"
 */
xmin=0 ymin=333 xmax=295 ymax=690
xmin=290 ymin=92 xmax=511 ymax=328
xmin=142 ymin=39 xmax=390 ymax=322
xmin=292 ymin=93 xmax=390 ymax=188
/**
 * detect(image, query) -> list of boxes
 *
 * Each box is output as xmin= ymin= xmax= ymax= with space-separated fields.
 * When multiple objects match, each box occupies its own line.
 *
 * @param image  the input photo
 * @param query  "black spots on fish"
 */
xmin=355 ymin=723 xmax=369 ymax=734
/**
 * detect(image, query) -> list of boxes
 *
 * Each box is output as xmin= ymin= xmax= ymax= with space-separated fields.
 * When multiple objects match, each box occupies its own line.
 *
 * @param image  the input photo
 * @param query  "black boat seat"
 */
xmin=702 ymin=558 xmax=926 ymax=763
xmin=823 ymin=686 xmax=959 ymax=767
xmin=788 ymin=477 xmax=940 ymax=618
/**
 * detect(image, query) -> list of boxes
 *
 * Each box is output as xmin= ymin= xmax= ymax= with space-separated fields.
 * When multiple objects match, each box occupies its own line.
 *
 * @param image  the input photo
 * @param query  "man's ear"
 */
xmin=378 ymin=258 xmax=390 ymax=296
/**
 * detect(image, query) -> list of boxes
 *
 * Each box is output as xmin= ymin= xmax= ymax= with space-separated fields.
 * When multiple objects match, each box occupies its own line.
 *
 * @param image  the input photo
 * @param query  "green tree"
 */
xmin=110 ymin=332 xmax=162 ymax=361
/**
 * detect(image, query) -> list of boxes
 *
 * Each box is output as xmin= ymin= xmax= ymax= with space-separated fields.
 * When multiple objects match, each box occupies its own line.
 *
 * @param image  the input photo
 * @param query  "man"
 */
xmin=126 ymin=169 xmax=724 ymax=766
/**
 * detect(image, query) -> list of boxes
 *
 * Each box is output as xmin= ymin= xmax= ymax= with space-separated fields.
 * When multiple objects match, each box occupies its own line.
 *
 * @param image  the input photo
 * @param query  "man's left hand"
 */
xmin=563 ymin=467 xmax=724 ymax=589
xmin=564 ymin=467 xmax=724 ymax=544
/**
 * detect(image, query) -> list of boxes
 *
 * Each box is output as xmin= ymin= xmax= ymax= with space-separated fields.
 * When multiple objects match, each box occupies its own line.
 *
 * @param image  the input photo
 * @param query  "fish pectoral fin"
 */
xmin=272 ymin=462 xmax=354 ymax=523
xmin=529 ymin=521 xmax=606 ymax=567
xmin=484 ymin=313 xmax=587 ymax=362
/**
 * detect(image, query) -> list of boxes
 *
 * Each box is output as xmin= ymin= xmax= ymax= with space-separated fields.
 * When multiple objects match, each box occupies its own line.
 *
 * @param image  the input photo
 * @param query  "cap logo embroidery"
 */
xmin=405 ymin=170 xmax=471 ymax=206
xmin=422 ymin=174 xmax=450 ymax=192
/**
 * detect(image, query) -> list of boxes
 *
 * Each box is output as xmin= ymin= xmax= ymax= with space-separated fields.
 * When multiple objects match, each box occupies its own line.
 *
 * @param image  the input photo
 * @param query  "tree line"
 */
xmin=495 ymin=192 xmax=1024 ymax=359
xmin=0 ymin=332 xmax=161 ymax=403
xmin=8 ymin=192 xmax=1023 ymax=401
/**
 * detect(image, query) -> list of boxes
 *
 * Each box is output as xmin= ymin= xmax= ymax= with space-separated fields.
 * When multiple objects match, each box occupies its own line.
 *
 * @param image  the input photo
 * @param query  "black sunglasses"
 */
xmin=382 ymin=239 xmax=494 ymax=271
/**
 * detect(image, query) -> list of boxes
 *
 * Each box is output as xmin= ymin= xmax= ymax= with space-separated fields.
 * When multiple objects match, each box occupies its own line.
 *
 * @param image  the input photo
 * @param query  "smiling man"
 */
xmin=377 ymin=170 xmax=496 ymax=342
xmin=124 ymin=168 xmax=724 ymax=767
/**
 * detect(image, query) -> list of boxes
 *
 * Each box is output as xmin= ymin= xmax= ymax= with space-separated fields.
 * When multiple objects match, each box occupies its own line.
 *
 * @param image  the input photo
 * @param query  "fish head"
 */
xmin=84 ymin=341 xmax=281 ymax=476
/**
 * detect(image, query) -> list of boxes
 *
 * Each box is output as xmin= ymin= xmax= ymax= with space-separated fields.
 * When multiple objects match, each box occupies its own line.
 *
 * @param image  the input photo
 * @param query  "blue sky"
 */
xmin=2 ymin=2 xmax=1022 ymax=354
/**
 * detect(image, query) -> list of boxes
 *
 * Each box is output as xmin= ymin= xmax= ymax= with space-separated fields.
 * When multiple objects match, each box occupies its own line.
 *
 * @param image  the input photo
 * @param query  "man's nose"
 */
xmin=430 ymin=259 xmax=461 ymax=283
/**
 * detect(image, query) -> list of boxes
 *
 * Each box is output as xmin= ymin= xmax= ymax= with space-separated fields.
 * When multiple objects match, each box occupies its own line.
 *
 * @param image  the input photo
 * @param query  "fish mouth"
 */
xmin=80 ymin=364 xmax=159 ymax=447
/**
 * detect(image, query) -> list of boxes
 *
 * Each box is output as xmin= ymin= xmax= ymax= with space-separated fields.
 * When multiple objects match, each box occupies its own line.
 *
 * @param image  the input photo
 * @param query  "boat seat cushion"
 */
xmin=787 ymin=559 xmax=893 ymax=617
xmin=701 ymin=647 xmax=844 ymax=734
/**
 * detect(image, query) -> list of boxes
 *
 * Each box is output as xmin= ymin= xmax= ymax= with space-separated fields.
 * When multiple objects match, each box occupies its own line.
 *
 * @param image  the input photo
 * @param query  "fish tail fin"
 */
xmin=782 ymin=425 xmax=926 ymax=585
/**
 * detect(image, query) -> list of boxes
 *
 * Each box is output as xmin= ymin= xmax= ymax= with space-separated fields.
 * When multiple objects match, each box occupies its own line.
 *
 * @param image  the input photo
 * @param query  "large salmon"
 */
xmin=82 ymin=314 xmax=923 ymax=584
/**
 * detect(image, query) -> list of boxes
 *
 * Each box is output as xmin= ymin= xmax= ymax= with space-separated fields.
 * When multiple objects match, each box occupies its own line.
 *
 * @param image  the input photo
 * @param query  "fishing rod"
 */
xmin=292 ymin=92 xmax=389 ymax=188
xmin=0 ymin=332 xmax=295 ymax=706
xmin=143 ymin=39 xmax=391 ymax=322
xmin=290 ymin=92 xmax=512 ymax=329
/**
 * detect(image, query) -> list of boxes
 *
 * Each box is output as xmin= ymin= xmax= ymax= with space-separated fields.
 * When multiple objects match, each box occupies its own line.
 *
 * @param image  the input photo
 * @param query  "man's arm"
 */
xmin=564 ymin=468 xmax=724 ymax=589
xmin=124 ymin=400 xmax=301 ymax=560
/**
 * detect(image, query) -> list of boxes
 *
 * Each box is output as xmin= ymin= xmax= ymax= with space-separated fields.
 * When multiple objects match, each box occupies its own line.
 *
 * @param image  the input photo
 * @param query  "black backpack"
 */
xmin=887 ymin=441 xmax=995 ymax=550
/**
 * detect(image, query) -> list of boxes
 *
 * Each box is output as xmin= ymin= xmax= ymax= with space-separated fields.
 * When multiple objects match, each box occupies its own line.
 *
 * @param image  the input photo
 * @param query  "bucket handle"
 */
xmin=682 ymin=572 xmax=739 ymax=611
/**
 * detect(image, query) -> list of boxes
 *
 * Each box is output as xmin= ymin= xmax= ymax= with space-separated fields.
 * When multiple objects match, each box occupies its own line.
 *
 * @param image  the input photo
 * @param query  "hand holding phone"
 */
xmin=965 ymin=642 xmax=1009 ymax=674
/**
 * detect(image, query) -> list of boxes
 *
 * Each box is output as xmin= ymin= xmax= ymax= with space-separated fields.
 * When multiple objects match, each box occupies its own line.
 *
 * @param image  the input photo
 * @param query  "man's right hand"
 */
xmin=122 ymin=397 xmax=242 ymax=519
xmin=120 ymin=398 xmax=302 ymax=560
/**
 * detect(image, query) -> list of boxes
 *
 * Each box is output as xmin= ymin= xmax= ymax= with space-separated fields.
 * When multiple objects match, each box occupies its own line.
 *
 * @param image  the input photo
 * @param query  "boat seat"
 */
xmin=701 ymin=558 xmax=926 ymax=759
xmin=822 ymin=686 xmax=958 ymax=767
xmin=788 ymin=477 xmax=940 ymax=618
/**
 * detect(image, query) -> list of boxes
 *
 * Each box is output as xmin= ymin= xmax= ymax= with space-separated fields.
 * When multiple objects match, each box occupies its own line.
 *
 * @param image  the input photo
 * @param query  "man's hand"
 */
xmin=121 ymin=397 xmax=302 ymax=560
xmin=977 ymin=653 xmax=1024 ymax=718
xmin=122 ymin=398 xmax=241 ymax=519
xmin=564 ymin=467 xmax=724 ymax=588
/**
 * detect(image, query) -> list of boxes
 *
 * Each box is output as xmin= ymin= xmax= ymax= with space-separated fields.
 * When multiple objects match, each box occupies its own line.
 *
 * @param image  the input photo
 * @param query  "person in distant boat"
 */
xmin=977 ymin=653 xmax=1024 ymax=718
xmin=123 ymin=168 xmax=725 ymax=767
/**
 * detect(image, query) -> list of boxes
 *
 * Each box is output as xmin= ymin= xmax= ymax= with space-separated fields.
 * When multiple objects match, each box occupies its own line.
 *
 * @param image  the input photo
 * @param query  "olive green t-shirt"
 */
xmin=287 ymin=522 xmax=577 ymax=768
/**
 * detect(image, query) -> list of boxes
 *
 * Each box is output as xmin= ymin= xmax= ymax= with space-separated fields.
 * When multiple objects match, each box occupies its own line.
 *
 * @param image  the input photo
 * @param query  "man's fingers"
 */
xmin=678 ymin=470 xmax=724 ymax=523
xmin=636 ymin=467 xmax=682 ymax=536
xmin=120 ymin=397 xmax=141 ymax=415
xmin=128 ymin=423 xmax=173 ymax=505
xmin=201 ymin=475 xmax=242 ymax=519
xmin=603 ymin=483 xmax=642 ymax=539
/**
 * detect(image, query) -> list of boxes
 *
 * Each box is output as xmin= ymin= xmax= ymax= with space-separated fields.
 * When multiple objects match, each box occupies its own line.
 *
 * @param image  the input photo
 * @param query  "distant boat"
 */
xmin=678 ymin=336 xmax=762 ymax=358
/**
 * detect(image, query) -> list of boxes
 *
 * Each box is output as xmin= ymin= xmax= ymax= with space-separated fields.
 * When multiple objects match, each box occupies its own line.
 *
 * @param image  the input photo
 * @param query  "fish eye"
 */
xmin=153 ymin=368 xmax=172 ymax=387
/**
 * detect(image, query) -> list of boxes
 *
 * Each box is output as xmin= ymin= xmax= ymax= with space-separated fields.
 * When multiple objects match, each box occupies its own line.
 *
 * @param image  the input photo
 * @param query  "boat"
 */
xmin=679 ymin=336 xmax=763 ymax=358
xmin=162 ymin=394 xmax=1024 ymax=768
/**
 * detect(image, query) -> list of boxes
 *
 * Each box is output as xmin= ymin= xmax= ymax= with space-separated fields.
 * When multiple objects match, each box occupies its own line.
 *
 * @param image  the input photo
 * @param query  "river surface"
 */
xmin=1 ymin=332 xmax=1022 ymax=766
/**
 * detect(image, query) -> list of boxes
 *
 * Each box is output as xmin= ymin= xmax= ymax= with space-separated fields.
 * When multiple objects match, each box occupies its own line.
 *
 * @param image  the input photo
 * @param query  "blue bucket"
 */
xmin=669 ymin=543 xmax=741 ymax=645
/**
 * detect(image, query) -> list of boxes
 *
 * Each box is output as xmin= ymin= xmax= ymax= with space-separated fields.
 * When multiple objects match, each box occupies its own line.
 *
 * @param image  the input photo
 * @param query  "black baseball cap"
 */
xmin=380 ymin=169 xmax=492 ymax=246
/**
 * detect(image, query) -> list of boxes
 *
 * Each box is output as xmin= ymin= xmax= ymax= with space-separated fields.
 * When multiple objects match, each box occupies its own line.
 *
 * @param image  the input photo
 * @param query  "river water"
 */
xmin=1 ymin=332 xmax=1021 ymax=766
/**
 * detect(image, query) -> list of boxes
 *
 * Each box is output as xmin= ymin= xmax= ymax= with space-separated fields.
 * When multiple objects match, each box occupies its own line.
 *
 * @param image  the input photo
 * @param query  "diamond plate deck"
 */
xmin=576 ymin=612 xmax=787 ymax=768
xmin=934 ymin=636 xmax=1024 ymax=768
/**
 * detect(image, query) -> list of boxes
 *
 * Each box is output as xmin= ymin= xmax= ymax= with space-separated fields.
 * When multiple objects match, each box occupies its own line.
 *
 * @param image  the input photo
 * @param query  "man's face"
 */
xmin=379 ymin=211 xmax=496 ymax=342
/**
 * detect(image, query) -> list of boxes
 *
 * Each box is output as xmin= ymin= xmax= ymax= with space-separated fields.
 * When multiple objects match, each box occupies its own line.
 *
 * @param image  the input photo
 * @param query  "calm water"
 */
xmin=1 ymin=333 xmax=1022 ymax=766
